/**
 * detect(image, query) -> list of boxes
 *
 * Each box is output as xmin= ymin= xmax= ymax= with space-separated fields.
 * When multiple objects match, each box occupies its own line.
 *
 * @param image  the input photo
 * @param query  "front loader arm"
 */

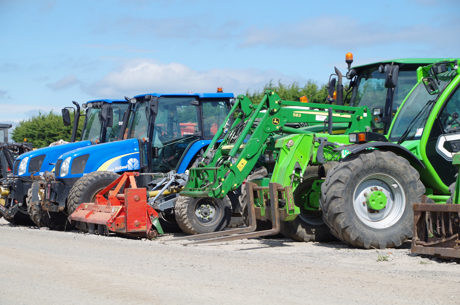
xmin=182 ymin=91 xmax=372 ymax=199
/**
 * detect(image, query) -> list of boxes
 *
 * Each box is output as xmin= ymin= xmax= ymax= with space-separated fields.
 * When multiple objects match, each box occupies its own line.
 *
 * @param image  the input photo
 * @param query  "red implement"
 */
xmin=68 ymin=172 xmax=162 ymax=238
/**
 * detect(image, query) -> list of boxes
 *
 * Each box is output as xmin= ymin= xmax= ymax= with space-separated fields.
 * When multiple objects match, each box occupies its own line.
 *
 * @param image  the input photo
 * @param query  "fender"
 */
xmin=176 ymin=140 xmax=211 ymax=174
xmin=334 ymin=142 xmax=426 ymax=169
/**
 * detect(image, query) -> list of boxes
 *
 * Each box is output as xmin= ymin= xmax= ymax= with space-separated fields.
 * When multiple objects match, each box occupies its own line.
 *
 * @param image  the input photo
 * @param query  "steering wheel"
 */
xmin=155 ymin=125 xmax=173 ymax=141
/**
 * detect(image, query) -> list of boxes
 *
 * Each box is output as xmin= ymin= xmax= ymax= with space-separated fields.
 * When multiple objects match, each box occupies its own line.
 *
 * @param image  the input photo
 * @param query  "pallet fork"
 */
xmin=411 ymin=152 xmax=460 ymax=259
xmin=68 ymin=172 xmax=164 ymax=239
xmin=412 ymin=199 xmax=460 ymax=259
xmin=169 ymin=182 xmax=293 ymax=245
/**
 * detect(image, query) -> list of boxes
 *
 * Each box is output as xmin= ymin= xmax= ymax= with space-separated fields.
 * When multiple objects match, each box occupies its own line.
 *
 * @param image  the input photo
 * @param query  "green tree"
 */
xmin=245 ymin=80 xmax=329 ymax=104
xmin=12 ymin=111 xmax=84 ymax=148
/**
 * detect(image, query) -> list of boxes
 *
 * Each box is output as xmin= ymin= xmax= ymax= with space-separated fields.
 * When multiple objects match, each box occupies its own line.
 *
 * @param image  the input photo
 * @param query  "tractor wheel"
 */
xmin=26 ymin=188 xmax=68 ymax=230
xmin=321 ymin=150 xmax=425 ymax=249
xmin=279 ymin=166 xmax=336 ymax=242
xmin=67 ymin=171 xmax=120 ymax=216
xmin=175 ymin=196 xmax=231 ymax=234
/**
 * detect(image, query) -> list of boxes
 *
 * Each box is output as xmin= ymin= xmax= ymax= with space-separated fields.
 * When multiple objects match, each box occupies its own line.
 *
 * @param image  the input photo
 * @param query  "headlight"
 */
xmin=18 ymin=157 xmax=29 ymax=175
xmin=60 ymin=157 xmax=72 ymax=177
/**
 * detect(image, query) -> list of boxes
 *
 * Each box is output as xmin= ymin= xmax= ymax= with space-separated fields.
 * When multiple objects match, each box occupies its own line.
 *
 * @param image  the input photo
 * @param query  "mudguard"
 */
xmin=334 ymin=142 xmax=426 ymax=169
xmin=176 ymin=140 xmax=211 ymax=174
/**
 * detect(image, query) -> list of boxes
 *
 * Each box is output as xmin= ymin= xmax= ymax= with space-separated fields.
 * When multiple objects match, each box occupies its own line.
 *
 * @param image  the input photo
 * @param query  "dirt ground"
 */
xmin=0 ymin=218 xmax=459 ymax=305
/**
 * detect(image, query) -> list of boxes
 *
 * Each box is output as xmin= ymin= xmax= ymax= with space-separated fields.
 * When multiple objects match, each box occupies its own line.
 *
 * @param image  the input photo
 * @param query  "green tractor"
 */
xmin=178 ymin=59 xmax=460 ymax=249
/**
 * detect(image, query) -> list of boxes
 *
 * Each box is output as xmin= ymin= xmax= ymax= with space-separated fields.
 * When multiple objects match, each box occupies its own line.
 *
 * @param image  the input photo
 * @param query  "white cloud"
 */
xmin=0 ymin=104 xmax=60 ymax=122
xmin=82 ymin=59 xmax=303 ymax=97
xmin=46 ymin=75 xmax=80 ymax=91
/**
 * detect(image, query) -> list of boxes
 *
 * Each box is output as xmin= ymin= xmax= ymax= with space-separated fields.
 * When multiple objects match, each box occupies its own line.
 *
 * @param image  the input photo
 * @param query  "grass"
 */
xmin=376 ymin=250 xmax=389 ymax=262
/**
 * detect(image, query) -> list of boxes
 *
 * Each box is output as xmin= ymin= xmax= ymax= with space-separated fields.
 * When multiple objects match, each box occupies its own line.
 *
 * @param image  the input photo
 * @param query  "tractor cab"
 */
xmin=127 ymin=92 xmax=233 ymax=175
xmin=387 ymin=59 xmax=460 ymax=194
xmin=328 ymin=54 xmax=449 ymax=134
xmin=0 ymin=124 xmax=11 ymax=144
xmin=0 ymin=99 xmax=130 ymax=225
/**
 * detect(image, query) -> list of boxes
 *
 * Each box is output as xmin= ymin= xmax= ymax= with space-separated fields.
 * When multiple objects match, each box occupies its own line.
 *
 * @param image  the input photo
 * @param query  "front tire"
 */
xmin=175 ymin=196 xmax=231 ymax=234
xmin=321 ymin=150 xmax=425 ymax=249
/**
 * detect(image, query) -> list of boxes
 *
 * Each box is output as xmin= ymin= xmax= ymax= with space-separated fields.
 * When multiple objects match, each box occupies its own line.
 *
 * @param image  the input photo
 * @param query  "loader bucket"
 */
xmin=68 ymin=172 xmax=163 ymax=239
xmin=412 ymin=202 xmax=460 ymax=259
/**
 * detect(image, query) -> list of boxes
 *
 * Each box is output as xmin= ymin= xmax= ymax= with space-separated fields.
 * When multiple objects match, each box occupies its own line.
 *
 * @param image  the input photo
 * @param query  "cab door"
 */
xmin=425 ymin=84 xmax=460 ymax=187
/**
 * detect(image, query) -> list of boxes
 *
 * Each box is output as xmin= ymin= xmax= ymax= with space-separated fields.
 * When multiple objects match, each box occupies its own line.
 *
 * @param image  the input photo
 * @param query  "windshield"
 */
xmin=81 ymin=107 xmax=103 ymax=141
xmin=202 ymin=101 xmax=228 ymax=138
xmin=151 ymin=97 xmax=199 ymax=172
xmin=81 ymin=103 xmax=129 ymax=142
xmin=389 ymin=78 xmax=452 ymax=142
xmin=352 ymin=66 xmax=418 ymax=132
xmin=105 ymin=103 xmax=129 ymax=142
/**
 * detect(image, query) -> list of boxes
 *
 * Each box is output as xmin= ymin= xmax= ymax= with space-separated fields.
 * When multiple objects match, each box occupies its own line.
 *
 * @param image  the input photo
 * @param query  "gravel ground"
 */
xmin=1 ymin=218 xmax=459 ymax=305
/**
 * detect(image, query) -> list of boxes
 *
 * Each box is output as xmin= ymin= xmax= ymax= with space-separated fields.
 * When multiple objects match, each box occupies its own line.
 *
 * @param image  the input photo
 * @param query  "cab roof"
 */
xmin=352 ymin=58 xmax=453 ymax=69
xmin=134 ymin=92 xmax=234 ymax=99
xmin=86 ymin=99 xmax=127 ymax=104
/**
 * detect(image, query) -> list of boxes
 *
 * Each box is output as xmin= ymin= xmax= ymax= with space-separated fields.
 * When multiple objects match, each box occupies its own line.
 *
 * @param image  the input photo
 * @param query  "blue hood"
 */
xmin=14 ymin=141 xmax=92 ymax=176
xmin=56 ymin=139 xmax=141 ymax=179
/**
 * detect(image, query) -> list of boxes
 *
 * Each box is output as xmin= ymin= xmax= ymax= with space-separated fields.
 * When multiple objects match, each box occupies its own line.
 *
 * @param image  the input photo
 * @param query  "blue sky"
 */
xmin=1 ymin=0 xmax=459 ymax=128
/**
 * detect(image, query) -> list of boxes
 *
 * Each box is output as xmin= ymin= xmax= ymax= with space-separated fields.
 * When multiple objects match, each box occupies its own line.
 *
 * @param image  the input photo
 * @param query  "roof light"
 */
xmin=300 ymin=96 xmax=309 ymax=103
xmin=346 ymin=52 xmax=354 ymax=69
xmin=217 ymin=87 xmax=223 ymax=93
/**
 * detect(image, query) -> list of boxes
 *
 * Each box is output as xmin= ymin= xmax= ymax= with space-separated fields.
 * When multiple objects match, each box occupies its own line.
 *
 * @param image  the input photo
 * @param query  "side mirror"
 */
xmin=384 ymin=64 xmax=399 ymax=88
xmin=327 ymin=78 xmax=336 ymax=100
xmin=62 ymin=108 xmax=71 ymax=126
xmin=422 ymin=77 xmax=439 ymax=95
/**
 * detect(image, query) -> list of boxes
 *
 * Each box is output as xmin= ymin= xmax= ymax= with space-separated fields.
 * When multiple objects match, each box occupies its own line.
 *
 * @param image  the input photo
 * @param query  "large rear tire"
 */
xmin=67 ymin=171 xmax=120 ymax=216
xmin=321 ymin=150 xmax=425 ymax=249
xmin=175 ymin=196 xmax=231 ymax=234
xmin=279 ymin=166 xmax=336 ymax=242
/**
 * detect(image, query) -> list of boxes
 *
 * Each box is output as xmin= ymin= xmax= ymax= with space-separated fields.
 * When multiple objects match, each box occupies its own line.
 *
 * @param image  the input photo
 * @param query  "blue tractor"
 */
xmin=0 ymin=99 xmax=130 ymax=227
xmin=34 ymin=91 xmax=235 ymax=232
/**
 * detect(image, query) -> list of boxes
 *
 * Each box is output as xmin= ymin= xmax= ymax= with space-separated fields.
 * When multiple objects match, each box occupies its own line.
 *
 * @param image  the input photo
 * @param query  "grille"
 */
xmin=28 ymin=155 xmax=46 ymax=173
xmin=55 ymin=159 xmax=63 ymax=176
xmin=71 ymin=155 xmax=90 ymax=175
xmin=13 ymin=160 xmax=19 ymax=175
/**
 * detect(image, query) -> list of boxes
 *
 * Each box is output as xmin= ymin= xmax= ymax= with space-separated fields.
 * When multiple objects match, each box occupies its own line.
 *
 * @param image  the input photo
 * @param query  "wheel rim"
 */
xmin=353 ymin=173 xmax=405 ymax=229
xmin=194 ymin=198 xmax=219 ymax=225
